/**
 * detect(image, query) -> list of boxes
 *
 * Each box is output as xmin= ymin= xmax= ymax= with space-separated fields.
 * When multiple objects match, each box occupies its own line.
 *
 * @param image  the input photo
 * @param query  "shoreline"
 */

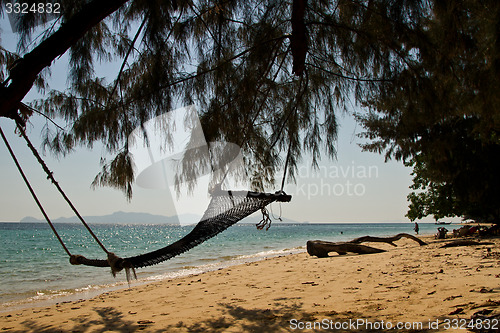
xmin=1 ymin=231 xmax=438 ymax=313
xmin=0 ymin=246 xmax=307 ymax=314
xmin=3 ymin=233 xmax=498 ymax=332
xmin=1 ymin=229 xmax=437 ymax=314
xmin=1 ymin=223 xmax=438 ymax=313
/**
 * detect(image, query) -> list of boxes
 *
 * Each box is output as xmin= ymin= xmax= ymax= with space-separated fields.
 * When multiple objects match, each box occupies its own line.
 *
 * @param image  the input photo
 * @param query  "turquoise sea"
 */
xmin=0 ymin=222 xmax=441 ymax=311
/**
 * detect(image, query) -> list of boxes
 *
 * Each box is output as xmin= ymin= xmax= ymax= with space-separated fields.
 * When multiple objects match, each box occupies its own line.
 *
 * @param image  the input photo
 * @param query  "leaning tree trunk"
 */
xmin=307 ymin=233 xmax=427 ymax=258
xmin=0 ymin=0 xmax=129 ymax=122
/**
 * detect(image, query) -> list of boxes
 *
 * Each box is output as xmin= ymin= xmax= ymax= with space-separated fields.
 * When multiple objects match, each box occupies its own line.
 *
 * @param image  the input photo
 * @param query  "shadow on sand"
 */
xmin=7 ymin=301 xmax=442 ymax=332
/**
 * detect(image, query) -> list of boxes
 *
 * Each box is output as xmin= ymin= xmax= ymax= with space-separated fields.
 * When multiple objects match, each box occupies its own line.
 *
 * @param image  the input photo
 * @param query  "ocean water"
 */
xmin=0 ymin=222 xmax=441 ymax=310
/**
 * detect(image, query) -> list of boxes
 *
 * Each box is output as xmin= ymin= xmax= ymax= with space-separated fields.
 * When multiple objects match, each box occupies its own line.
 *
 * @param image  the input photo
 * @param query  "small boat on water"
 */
xmin=435 ymin=221 xmax=452 ymax=225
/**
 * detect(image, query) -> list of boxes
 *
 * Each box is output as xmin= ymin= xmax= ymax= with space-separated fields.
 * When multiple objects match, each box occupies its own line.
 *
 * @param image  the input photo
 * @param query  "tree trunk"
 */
xmin=307 ymin=240 xmax=386 ymax=257
xmin=291 ymin=0 xmax=307 ymax=76
xmin=0 ymin=0 xmax=129 ymax=122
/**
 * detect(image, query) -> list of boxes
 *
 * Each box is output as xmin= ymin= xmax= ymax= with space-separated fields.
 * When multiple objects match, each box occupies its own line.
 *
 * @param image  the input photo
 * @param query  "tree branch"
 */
xmin=0 ymin=0 xmax=130 ymax=122
xmin=307 ymin=62 xmax=392 ymax=82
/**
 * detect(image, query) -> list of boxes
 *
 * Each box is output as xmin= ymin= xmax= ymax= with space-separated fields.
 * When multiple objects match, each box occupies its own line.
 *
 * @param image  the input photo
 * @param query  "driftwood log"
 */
xmin=441 ymin=239 xmax=494 ymax=248
xmin=349 ymin=233 xmax=428 ymax=246
xmin=307 ymin=233 xmax=427 ymax=258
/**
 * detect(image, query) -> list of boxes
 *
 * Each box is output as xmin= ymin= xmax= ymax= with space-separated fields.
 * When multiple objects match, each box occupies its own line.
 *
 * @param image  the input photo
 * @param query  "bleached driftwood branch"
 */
xmin=307 ymin=233 xmax=427 ymax=258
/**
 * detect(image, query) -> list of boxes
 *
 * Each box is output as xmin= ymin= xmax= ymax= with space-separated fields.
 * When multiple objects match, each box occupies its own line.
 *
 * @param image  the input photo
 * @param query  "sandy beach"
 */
xmin=1 ymin=235 xmax=499 ymax=332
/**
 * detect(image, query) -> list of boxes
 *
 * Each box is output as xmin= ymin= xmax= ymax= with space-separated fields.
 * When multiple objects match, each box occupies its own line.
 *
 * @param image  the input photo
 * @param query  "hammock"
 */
xmin=71 ymin=189 xmax=291 ymax=275
xmin=1 ymin=122 xmax=291 ymax=280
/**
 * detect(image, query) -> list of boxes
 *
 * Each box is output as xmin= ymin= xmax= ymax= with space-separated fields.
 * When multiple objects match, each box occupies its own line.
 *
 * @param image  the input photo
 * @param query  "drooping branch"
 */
xmin=306 ymin=63 xmax=392 ymax=82
xmin=123 ymin=35 xmax=288 ymax=105
xmin=0 ymin=0 xmax=130 ymax=122
xmin=108 ymin=16 xmax=148 ymax=102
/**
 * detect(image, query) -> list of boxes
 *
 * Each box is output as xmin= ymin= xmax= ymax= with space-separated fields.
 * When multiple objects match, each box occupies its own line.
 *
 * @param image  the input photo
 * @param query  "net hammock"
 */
xmin=1 ymin=123 xmax=292 ymax=280
xmin=72 ymin=189 xmax=291 ymax=277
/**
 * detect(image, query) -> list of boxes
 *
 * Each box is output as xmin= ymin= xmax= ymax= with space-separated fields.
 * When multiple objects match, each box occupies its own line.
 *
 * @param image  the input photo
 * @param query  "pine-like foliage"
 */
xmin=0 ymin=0 xmax=428 ymax=198
xmin=359 ymin=1 xmax=500 ymax=222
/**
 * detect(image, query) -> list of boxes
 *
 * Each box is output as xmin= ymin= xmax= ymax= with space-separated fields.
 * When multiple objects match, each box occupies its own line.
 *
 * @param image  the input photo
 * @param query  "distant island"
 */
xmin=19 ymin=211 xmax=302 ymax=225
xmin=20 ymin=211 xmax=181 ymax=225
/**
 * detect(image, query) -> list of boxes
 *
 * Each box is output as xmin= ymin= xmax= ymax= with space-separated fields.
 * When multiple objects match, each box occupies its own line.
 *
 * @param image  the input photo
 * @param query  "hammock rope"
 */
xmin=2 ymin=123 xmax=292 ymax=278
xmin=281 ymin=140 xmax=292 ymax=192
xmin=0 ymin=125 xmax=71 ymax=257
xmin=15 ymin=122 xmax=111 ymax=255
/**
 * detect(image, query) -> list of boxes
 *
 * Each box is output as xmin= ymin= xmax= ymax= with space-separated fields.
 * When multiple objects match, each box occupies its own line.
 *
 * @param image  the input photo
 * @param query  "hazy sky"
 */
xmin=0 ymin=16 xmax=439 ymax=223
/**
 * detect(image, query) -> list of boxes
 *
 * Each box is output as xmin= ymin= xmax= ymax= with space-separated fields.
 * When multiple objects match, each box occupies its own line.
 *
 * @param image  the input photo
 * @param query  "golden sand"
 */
xmin=1 ymin=236 xmax=499 ymax=332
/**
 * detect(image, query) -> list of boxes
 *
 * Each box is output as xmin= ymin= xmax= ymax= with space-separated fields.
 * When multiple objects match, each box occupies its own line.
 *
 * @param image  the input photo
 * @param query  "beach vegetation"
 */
xmin=358 ymin=1 xmax=500 ymax=224
xmin=1 ymin=1 xmax=497 ymax=223
xmin=0 ymin=0 xmax=429 ymax=199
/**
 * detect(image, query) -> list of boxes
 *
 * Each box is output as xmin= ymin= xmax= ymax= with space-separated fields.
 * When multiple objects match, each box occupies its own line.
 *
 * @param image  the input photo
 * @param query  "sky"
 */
xmin=0 ymin=15 xmax=440 ymax=224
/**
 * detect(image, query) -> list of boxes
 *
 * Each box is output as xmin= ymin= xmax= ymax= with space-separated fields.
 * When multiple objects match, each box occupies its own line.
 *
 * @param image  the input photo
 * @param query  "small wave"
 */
xmin=140 ymin=247 xmax=305 ymax=284
xmin=198 ymin=257 xmax=218 ymax=262
xmin=0 ymin=281 xmax=131 ymax=313
xmin=234 ymin=247 xmax=304 ymax=260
